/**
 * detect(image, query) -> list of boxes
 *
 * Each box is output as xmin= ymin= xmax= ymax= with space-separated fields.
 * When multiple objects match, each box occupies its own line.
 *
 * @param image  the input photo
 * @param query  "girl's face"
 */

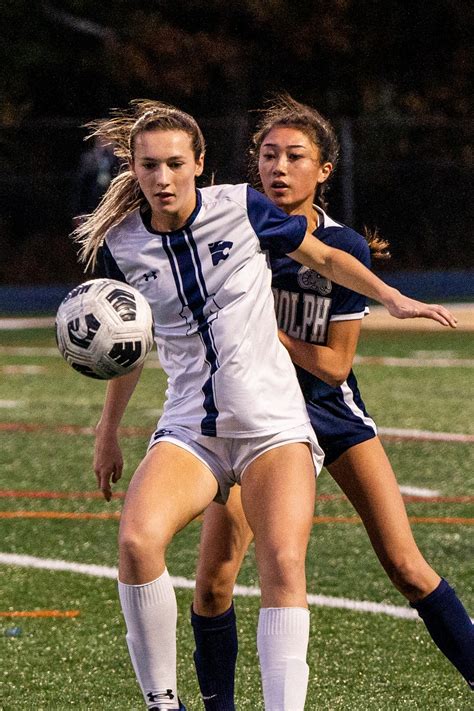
xmin=258 ymin=126 xmax=332 ymax=216
xmin=131 ymin=129 xmax=204 ymax=231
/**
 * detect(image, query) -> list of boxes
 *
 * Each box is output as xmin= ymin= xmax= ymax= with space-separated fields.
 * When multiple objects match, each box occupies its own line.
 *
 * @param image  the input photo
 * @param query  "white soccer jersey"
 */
xmin=100 ymin=183 xmax=310 ymax=437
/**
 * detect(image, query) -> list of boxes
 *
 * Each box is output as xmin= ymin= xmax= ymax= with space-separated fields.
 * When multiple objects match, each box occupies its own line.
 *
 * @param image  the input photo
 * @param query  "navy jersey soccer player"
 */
xmin=271 ymin=205 xmax=377 ymax=466
xmin=192 ymin=97 xmax=473 ymax=711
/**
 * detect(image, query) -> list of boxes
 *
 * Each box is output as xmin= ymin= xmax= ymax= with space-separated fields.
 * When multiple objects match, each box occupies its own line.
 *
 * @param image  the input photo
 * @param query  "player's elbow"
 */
xmin=324 ymin=364 xmax=351 ymax=388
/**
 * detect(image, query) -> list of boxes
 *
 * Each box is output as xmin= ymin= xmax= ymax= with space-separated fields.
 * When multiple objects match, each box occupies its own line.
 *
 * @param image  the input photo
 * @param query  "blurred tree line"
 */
xmin=0 ymin=0 xmax=472 ymax=284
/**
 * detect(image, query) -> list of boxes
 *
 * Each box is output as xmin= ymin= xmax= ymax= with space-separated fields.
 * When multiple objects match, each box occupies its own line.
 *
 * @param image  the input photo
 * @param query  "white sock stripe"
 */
xmin=258 ymin=607 xmax=310 ymax=636
xmin=118 ymin=570 xmax=174 ymax=608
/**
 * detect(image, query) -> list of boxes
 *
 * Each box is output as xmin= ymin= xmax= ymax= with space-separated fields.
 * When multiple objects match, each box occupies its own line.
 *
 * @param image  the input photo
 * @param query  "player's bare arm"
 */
xmin=278 ymin=319 xmax=360 ymax=388
xmin=94 ymin=363 xmax=144 ymax=500
xmin=288 ymin=233 xmax=457 ymax=328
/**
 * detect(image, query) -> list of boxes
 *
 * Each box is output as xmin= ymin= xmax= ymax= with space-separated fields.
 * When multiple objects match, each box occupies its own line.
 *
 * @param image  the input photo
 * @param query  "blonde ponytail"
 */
xmin=73 ymin=171 xmax=144 ymax=272
xmin=72 ymin=99 xmax=206 ymax=272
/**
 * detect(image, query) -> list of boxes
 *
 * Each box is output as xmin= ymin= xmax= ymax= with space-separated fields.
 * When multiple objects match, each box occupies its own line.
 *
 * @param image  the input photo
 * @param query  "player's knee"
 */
xmin=259 ymin=544 xmax=306 ymax=589
xmin=119 ymin=523 xmax=166 ymax=567
xmin=195 ymin=572 xmax=235 ymax=615
xmin=385 ymin=554 xmax=432 ymax=599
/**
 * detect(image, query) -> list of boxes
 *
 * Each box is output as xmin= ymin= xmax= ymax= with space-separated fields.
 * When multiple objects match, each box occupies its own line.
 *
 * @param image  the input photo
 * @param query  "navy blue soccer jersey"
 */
xmin=271 ymin=206 xmax=377 ymax=465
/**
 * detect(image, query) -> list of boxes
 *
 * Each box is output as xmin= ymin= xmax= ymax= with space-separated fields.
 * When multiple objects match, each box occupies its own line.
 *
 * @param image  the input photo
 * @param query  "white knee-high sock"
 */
xmin=118 ymin=569 xmax=180 ymax=710
xmin=257 ymin=607 xmax=310 ymax=711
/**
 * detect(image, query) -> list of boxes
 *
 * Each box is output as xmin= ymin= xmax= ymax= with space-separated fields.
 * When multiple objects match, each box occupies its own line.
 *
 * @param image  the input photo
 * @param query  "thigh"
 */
xmin=328 ymin=437 xmax=424 ymax=560
xmin=195 ymin=486 xmax=254 ymax=614
xmin=198 ymin=486 xmax=253 ymax=575
xmin=121 ymin=441 xmax=219 ymax=545
xmin=241 ymin=442 xmax=315 ymax=536
xmin=241 ymin=442 xmax=315 ymax=606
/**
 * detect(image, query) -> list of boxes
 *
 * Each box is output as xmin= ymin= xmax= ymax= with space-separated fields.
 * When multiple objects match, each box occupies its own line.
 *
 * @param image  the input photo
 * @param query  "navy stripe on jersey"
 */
xmin=162 ymin=228 xmax=220 ymax=436
xmin=97 ymin=242 xmax=128 ymax=283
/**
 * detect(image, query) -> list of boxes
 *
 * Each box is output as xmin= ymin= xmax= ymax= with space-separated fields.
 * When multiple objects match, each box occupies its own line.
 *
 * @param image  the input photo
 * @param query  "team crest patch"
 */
xmin=297 ymin=266 xmax=332 ymax=295
xmin=209 ymin=240 xmax=233 ymax=265
xmin=152 ymin=428 xmax=175 ymax=441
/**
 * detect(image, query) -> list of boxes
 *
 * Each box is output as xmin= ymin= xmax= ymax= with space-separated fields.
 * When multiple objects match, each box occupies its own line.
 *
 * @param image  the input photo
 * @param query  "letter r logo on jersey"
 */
xmin=208 ymin=241 xmax=233 ymax=265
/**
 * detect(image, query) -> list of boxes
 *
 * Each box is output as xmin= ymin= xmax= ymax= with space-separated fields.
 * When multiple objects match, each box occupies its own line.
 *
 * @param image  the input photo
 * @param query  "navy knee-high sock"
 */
xmin=410 ymin=578 xmax=474 ymax=689
xmin=191 ymin=603 xmax=238 ymax=711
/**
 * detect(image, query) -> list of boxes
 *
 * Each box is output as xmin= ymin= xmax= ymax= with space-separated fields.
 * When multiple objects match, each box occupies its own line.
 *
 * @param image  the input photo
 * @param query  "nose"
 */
xmin=272 ymin=154 xmax=287 ymax=174
xmin=154 ymin=165 xmax=171 ymax=187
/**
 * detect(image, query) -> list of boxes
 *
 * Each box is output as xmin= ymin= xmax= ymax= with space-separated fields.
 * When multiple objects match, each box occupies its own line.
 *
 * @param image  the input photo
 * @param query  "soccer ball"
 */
xmin=55 ymin=278 xmax=154 ymax=379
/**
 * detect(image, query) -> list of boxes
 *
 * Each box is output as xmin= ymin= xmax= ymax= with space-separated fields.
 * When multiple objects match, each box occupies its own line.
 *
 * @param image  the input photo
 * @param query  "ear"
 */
xmin=129 ymin=159 xmax=136 ymax=177
xmin=195 ymin=153 xmax=205 ymax=177
xmin=318 ymin=162 xmax=333 ymax=184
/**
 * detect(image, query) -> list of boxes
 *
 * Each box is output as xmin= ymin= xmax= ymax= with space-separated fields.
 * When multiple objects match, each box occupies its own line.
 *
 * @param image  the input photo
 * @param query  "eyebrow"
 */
xmin=261 ymin=143 xmax=307 ymax=149
xmin=139 ymin=154 xmax=186 ymax=161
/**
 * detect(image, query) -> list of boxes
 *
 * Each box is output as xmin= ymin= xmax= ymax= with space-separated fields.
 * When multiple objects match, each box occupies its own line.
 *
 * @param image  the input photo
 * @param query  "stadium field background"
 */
xmin=0 ymin=315 xmax=473 ymax=709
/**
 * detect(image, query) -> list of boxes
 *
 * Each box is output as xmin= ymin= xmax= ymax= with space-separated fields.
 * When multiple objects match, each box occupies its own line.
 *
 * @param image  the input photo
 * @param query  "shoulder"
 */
xmin=316 ymin=209 xmax=370 ymax=265
xmin=104 ymin=208 xmax=143 ymax=245
xmin=198 ymin=183 xmax=278 ymax=214
xmin=199 ymin=183 xmax=249 ymax=208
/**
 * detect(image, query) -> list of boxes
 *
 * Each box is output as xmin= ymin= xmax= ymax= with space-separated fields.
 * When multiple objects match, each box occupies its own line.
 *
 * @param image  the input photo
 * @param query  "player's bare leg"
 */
xmin=192 ymin=488 xmax=253 ymax=709
xmin=194 ymin=486 xmax=253 ymax=616
xmin=241 ymin=442 xmax=316 ymax=710
xmin=118 ymin=443 xmax=218 ymax=710
xmin=329 ymin=436 xmax=474 ymax=689
xmin=328 ymin=437 xmax=439 ymax=599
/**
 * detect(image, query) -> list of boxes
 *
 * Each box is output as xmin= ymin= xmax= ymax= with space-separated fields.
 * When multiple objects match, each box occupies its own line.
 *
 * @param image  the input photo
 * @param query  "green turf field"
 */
xmin=0 ymin=327 xmax=473 ymax=709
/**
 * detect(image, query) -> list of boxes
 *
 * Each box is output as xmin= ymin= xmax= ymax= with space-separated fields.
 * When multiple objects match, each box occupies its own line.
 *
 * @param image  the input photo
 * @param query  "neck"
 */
xmin=151 ymin=213 xmax=184 ymax=232
xmin=150 ymin=192 xmax=197 ymax=232
xmin=284 ymin=202 xmax=318 ymax=233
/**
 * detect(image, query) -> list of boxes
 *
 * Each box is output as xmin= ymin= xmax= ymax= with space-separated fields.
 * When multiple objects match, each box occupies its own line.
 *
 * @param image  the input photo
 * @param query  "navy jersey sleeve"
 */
xmin=329 ymin=231 xmax=371 ymax=318
xmin=246 ymin=186 xmax=307 ymax=253
xmin=95 ymin=241 xmax=128 ymax=283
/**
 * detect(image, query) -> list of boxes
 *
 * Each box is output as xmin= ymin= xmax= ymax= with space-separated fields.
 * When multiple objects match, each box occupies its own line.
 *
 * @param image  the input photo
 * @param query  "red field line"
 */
xmin=0 ymin=510 xmax=472 ymax=524
xmin=312 ymin=515 xmax=474 ymax=525
xmin=1 ymin=489 xmax=473 ymax=504
xmin=2 ymin=421 xmax=474 ymax=444
xmin=0 ymin=489 xmax=125 ymax=500
xmin=0 ymin=511 xmax=120 ymax=520
xmin=0 ymin=610 xmax=80 ymax=618
xmin=0 ymin=422 xmax=147 ymax=436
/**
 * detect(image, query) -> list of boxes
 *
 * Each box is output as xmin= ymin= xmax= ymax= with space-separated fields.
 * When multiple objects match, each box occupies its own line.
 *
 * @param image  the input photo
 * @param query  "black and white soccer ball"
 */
xmin=55 ymin=279 xmax=154 ymax=379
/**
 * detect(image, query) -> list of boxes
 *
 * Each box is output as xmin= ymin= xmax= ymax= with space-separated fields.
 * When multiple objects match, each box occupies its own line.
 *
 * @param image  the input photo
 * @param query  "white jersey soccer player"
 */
xmin=100 ymin=182 xmax=320 ymax=441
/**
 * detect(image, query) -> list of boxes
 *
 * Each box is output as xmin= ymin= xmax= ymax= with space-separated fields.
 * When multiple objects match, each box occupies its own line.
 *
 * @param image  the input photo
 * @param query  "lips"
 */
xmin=271 ymin=181 xmax=289 ymax=189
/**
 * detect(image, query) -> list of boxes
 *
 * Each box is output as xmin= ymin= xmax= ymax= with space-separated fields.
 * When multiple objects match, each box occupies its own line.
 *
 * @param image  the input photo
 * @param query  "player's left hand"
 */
xmin=385 ymin=291 xmax=457 ymax=327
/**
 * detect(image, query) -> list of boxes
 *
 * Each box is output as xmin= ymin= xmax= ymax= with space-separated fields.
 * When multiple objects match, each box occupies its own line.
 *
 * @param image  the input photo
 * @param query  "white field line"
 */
xmin=1 ymin=345 xmax=473 ymax=369
xmin=398 ymin=485 xmax=440 ymax=497
xmin=378 ymin=427 xmax=474 ymax=443
xmin=0 ymin=400 xmax=23 ymax=409
xmin=0 ymin=365 xmax=46 ymax=375
xmin=0 ymin=317 xmax=55 ymax=330
xmin=0 ymin=346 xmax=59 ymax=356
xmin=0 ymin=552 xmax=418 ymax=620
xmin=353 ymin=355 xmax=474 ymax=368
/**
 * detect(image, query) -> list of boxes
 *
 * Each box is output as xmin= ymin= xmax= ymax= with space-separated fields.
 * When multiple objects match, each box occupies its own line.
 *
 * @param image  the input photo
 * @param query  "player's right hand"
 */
xmin=385 ymin=290 xmax=458 ymax=328
xmin=94 ymin=426 xmax=123 ymax=501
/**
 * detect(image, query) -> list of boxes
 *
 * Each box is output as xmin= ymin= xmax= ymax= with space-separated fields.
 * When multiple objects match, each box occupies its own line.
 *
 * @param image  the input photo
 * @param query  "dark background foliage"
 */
xmin=1 ymin=0 xmax=472 ymax=284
